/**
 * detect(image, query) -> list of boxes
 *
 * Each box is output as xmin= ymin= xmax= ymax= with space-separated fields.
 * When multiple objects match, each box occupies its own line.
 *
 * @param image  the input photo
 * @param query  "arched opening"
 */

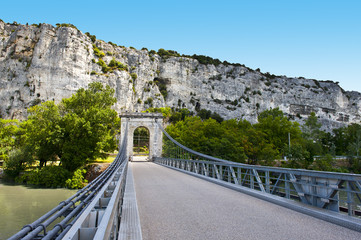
xmin=133 ymin=126 xmax=150 ymax=156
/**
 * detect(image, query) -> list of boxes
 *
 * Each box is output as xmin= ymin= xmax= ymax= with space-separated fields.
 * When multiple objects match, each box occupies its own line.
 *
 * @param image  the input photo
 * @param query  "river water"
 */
xmin=0 ymin=180 xmax=77 ymax=239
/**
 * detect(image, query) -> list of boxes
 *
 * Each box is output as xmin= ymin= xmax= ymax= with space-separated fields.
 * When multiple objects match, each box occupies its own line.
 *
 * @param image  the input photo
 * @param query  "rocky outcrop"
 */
xmin=1 ymin=20 xmax=360 ymax=130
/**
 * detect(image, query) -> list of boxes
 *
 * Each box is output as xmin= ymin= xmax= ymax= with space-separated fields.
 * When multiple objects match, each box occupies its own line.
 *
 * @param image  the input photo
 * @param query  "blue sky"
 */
xmin=1 ymin=0 xmax=360 ymax=92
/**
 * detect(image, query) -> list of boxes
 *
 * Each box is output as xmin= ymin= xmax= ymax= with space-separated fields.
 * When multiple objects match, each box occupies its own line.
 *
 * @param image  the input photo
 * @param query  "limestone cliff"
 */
xmin=1 ymin=20 xmax=360 ymax=130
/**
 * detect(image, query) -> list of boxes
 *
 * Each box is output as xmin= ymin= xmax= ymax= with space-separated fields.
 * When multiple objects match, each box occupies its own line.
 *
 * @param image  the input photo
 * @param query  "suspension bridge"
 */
xmin=8 ymin=113 xmax=361 ymax=239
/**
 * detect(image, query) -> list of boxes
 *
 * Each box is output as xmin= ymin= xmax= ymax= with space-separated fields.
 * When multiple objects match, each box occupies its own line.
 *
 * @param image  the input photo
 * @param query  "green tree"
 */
xmin=255 ymin=108 xmax=303 ymax=160
xmin=345 ymin=123 xmax=361 ymax=157
xmin=313 ymin=154 xmax=335 ymax=172
xmin=59 ymin=82 xmax=120 ymax=171
xmin=301 ymin=112 xmax=323 ymax=163
xmin=0 ymin=119 xmax=19 ymax=161
xmin=302 ymin=112 xmax=322 ymax=141
xmin=332 ymin=127 xmax=347 ymax=155
xmin=21 ymin=101 xmax=62 ymax=167
xmin=165 ymin=117 xmax=247 ymax=163
xmin=283 ymin=144 xmax=310 ymax=169
xmin=18 ymin=82 xmax=120 ymax=173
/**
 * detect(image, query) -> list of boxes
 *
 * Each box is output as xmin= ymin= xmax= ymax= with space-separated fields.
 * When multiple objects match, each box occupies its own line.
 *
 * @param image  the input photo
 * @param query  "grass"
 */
xmin=90 ymin=156 xmax=115 ymax=164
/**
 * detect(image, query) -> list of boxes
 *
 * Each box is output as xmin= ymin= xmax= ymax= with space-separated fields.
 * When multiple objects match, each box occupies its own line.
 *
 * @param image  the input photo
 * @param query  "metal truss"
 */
xmin=155 ymin=158 xmax=361 ymax=217
xmin=156 ymin=122 xmax=361 ymax=218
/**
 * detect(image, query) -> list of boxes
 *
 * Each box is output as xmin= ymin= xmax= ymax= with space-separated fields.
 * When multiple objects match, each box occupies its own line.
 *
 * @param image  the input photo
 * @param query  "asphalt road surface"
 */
xmin=131 ymin=161 xmax=361 ymax=240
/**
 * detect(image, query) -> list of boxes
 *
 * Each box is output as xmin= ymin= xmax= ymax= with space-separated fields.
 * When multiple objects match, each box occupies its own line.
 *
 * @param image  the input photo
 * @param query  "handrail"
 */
xmin=157 ymin=124 xmax=361 ymax=221
xmin=157 ymin=122 xmax=361 ymax=181
xmin=8 ymin=124 xmax=129 ymax=240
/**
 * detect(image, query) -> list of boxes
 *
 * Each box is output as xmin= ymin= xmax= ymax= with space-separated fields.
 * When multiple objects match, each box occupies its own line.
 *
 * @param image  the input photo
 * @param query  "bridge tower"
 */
xmin=120 ymin=112 xmax=163 ymax=160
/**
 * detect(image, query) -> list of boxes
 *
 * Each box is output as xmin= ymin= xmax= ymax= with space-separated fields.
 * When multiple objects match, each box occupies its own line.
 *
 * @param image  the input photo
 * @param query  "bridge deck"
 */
xmin=131 ymin=161 xmax=361 ymax=240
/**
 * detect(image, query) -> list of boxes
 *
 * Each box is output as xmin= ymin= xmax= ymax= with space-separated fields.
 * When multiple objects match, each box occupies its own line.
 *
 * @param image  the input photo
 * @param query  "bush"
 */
xmin=4 ymin=148 xmax=30 ymax=178
xmin=56 ymin=23 xmax=78 ymax=30
xmin=189 ymin=54 xmax=222 ymax=66
xmin=108 ymin=58 xmax=128 ymax=71
xmin=154 ymin=78 xmax=169 ymax=99
xmin=144 ymin=97 xmax=153 ymax=105
xmin=97 ymin=59 xmax=110 ymax=73
xmin=18 ymin=166 xmax=72 ymax=188
xmin=131 ymin=73 xmax=138 ymax=81
xmin=213 ymin=99 xmax=222 ymax=104
xmin=65 ymin=168 xmax=88 ymax=189
xmin=157 ymin=48 xmax=180 ymax=58
xmin=94 ymin=48 xmax=105 ymax=58
xmin=85 ymin=32 xmax=96 ymax=43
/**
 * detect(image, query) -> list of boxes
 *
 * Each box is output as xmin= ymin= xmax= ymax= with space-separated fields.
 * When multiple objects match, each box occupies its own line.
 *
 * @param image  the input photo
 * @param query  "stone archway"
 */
xmin=120 ymin=112 xmax=163 ymax=161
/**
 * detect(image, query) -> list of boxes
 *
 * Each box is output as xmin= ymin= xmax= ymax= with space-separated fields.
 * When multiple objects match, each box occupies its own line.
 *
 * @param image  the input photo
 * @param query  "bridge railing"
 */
xmin=155 ymin=123 xmax=361 ymax=218
xmin=9 ymin=125 xmax=130 ymax=240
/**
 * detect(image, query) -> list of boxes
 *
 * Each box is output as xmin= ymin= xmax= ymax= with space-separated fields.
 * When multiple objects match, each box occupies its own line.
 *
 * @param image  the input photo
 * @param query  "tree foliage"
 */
xmin=0 ymin=119 xmax=19 ymax=161
xmin=6 ymin=82 xmax=120 ymax=176
xmin=163 ymin=108 xmax=361 ymax=173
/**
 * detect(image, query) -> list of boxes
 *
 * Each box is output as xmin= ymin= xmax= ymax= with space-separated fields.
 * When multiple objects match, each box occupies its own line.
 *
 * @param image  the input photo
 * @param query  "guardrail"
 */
xmin=61 ymin=158 xmax=128 ymax=240
xmin=155 ymin=157 xmax=361 ymax=217
xmin=156 ymin=122 xmax=361 ymax=219
xmin=9 ymin=125 xmax=130 ymax=240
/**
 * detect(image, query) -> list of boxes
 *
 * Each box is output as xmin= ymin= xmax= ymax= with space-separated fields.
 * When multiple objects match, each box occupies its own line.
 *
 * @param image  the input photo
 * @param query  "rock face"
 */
xmin=1 ymin=20 xmax=360 ymax=130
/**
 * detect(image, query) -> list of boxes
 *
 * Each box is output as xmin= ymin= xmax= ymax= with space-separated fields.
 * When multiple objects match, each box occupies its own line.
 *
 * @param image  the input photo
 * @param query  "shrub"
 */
xmin=264 ymin=72 xmax=277 ymax=79
xmin=210 ymin=74 xmax=222 ymax=81
xmin=108 ymin=41 xmax=117 ymax=47
xmin=214 ymin=99 xmax=222 ymax=104
xmin=56 ymin=23 xmax=78 ymax=30
xmin=144 ymin=97 xmax=153 ymax=105
xmin=85 ymin=32 xmax=96 ymax=42
xmin=154 ymin=78 xmax=169 ymax=100
xmin=131 ymin=73 xmax=138 ymax=81
xmin=157 ymin=48 xmax=180 ymax=58
xmin=30 ymin=98 xmax=42 ymax=106
xmin=94 ymin=47 xmax=105 ymax=58
xmin=65 ymin=168 xmax=88 ymax=189
xmin=108 ymin=58 xmax=128 ymax=71
xmin=97 ymin=59 xmax=106 ymax=67
xmin=188 ymin=54 xmax=222 ymax=66
xmin=4 ymin=148 xmax=30 ymax=178
xmin=18 ymin=166 xmax=72 ymax=188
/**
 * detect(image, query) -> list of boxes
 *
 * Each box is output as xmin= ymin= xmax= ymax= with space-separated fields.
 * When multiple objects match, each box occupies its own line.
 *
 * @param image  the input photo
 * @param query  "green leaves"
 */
xmin=0 ymin=119 xmax=19 ymax=161
xmin=17 ymin=82 xmax=120 ymax=173
xmin=255 ymin=107 xmax=302 ymax=159
xmin=164 ymin=108 xmax=304 ymax=166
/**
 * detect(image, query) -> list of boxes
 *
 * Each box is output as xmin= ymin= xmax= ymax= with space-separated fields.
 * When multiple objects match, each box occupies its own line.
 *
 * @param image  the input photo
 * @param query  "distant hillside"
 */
xmin=0 ymin=20 xmax=360 ymax=130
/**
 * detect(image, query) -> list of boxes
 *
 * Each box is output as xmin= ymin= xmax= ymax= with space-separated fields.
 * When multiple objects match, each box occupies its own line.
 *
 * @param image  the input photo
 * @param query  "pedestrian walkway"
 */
xmin=132 ymin=161 xmax=361 ymax=240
